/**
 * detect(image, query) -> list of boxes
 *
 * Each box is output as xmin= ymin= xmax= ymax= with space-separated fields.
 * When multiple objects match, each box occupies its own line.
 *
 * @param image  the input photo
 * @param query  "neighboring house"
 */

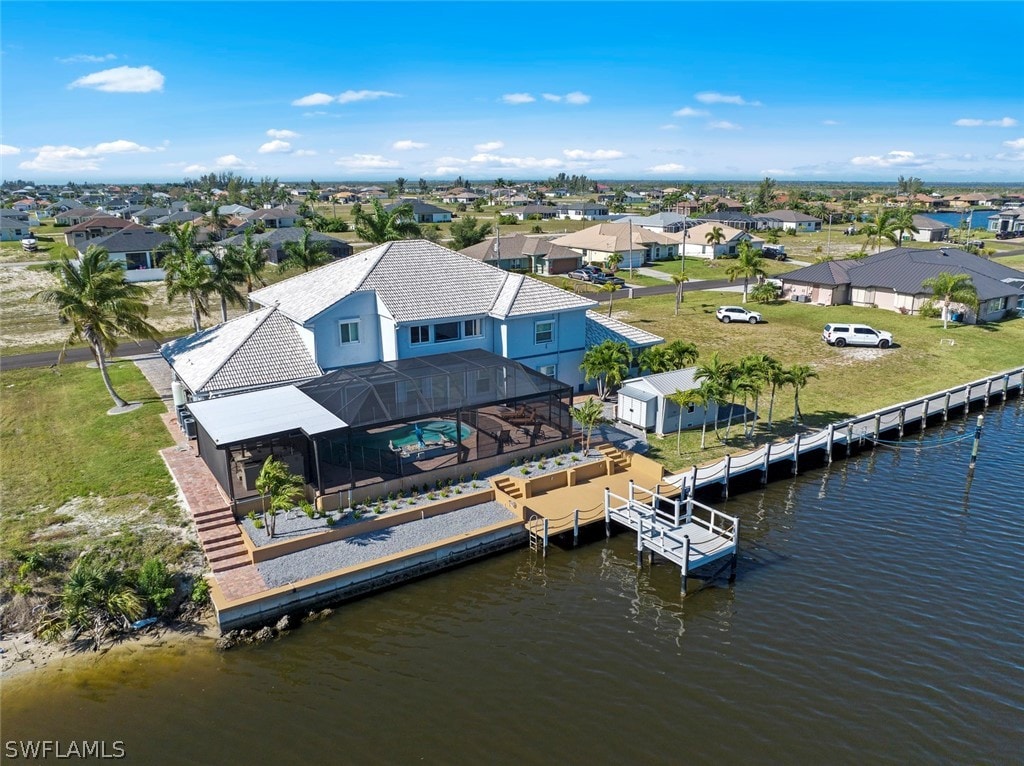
xmin=695 ymin=210 xmax=762 ymax=231
xmin=12 ymin=198 xmax=37 ymax=212
xmin=616 ymin=367 xmax=718 ymax=437
xmin=0 ymin=209 xmax=31 ymax=223
xmin=614 ymin=212 xmax=689 ymax=234
xmin=81 ymin=226 xmax=171 ymax=282
xmin=247 ymin=206 xmax=302 ymax=229
xmin=132 ymin=207 xmax=171 ymax=225
xmin=386 ymin=199 xmax=452 ymax=224
xmin=780 ymin=247 xmax=1023 ymax=323
xmin=152 ymin=210 xmax=204 ymax=227
xmin=217 ymin=204 xmax=255 ymax=217
xmin=441 ymin=190 xmax=482 ymax=204
xmin=987 ymin=209 xmax=1024 ymax=236
xmin=0 ymin=215 xmax=32 ymax=241
xmin=550 ymin=223 xmax=679 ymax=268
xmin=753 ymin=210 xmax=822 ymax=232
xmin=671 ymin=222 xmax=765 ymax=259
xmin=503 ymin=204 xmax=558 ymax=221
xmin=55 ymin=207 xmax=101 ymax=226
xmin=460 ymin=233 xmax=582 ymax=275
xmin=216 ymin=228 xmax=353 ymax=265
xmin=555 ymin=201 xmax=609 ymax=220
xmin=62 ymin=216 xmax=135 ymax=248
xmin=911 ymin=215 xmax=951 ymax=243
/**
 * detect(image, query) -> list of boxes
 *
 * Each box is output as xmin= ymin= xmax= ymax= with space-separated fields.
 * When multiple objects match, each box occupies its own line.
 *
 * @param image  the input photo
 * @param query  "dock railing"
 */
xmin=666 ymin=367 xmax=1023 ymax=498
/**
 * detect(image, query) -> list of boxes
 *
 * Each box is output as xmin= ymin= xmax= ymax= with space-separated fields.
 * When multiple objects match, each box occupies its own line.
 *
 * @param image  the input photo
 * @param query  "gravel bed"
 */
xmin=256 ymin=502 xmax=516 ymax=588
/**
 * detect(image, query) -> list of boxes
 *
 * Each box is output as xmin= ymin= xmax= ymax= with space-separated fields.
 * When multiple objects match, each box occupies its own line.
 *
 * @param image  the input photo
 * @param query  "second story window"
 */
xmin=535 ymin=320 xmax=554 ymax=345
xmin=463 ymin=319 xmax=482 ymax=337
xmin=434 ymin=321 xmax=459 ymax=342
xmin=410 ymin=325 xmax=430 ymax=344
xmin=339 ymin=320 xmax=360 ymax=344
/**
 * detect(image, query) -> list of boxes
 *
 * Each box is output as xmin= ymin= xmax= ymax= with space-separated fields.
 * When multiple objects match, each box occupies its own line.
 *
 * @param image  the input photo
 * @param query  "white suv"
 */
xmin=716 ymin=306 xmax=762 ymax=324
xmin=822 ymin=323 xmax=893 ymax=348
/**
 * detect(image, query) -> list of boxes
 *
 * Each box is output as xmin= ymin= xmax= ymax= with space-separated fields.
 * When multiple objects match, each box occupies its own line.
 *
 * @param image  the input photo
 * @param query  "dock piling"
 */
xmin=943 ymin=391 xmax=951 ymax=421
xmin=761 ymin=443 xmax=771 ymax=484
xmin=573 ymin=509 xmax=579 ymax=547
xmin=722 ymin=454 xmax=731 ymax=499
xmin=604 ymin=487 xmax=611 ymax=538
xmin=969 ymin=414 xmax=984 ymax=471
xmin=826 ymin=424 xmax=835 ymax=464
xmin=792 ymin=434 xmax=801 ymax=476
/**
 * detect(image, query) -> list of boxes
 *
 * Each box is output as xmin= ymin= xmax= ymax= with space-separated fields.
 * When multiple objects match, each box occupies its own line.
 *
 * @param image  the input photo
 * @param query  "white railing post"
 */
xmin=573 ymin=509 xmax=579 ymax=547
xmin=690 ymin=464 xmax=698 ymax=495
xmin=943 ymin=390 xmax=951 ymax=421
xmin=628 ymin=478 xmax=635 ymax=504
xmin=761 ymin=443 xmax=771 ymax=484
xmin=673 ymin=496 xmax=681 ymax=526
xmin=826 ymin=424 xmax=835 ymax=463
xmin=792 ymin=433 xmax=801 ymax=475
xmin=542 ymin=518 xmax=549 ymax=557
xmin=604 ymin=487 xmax=611 ymax=538
xmin=722 ymin=454 xmax=731 ymax=499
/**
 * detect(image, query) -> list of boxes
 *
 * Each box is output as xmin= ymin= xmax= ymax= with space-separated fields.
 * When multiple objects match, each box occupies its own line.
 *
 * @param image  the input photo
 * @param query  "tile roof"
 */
xmin=250 ymin=239 xmax=595 ymax=325
xmin=585 ymin=310 xmax=664 ymax=349
xmin=161 ymin=307 xmax=322 ymax=395
xmin=459 ymin=233 xmax=579 ymax=262
xmin=64 ymin=216 xmax=133 ymax=233
xmin=550 ymin=222 xmax=678 ymax=253
xmin=670 ymin=221 xmax=763 ymax=245
xmin=754 ymin=210 xmax=822 ymax=223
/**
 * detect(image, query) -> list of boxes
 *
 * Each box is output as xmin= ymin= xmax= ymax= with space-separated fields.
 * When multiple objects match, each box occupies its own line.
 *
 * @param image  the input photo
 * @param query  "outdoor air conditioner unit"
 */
xmin=181 ymin=416 xmax=197 ymax=440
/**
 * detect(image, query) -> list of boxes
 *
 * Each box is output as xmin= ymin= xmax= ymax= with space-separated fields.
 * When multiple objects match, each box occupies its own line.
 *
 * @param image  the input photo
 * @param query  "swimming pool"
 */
xmin=358 ymin=420 xmax=474 ymax=451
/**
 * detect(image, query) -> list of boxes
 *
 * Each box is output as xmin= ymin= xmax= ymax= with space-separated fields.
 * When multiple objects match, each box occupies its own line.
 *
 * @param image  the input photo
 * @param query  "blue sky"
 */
xmin=2 ymin=1 xmax=1022 ymax=183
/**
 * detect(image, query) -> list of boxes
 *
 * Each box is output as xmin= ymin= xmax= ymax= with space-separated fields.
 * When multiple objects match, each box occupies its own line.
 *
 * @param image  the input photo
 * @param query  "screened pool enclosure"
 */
xmin=187 ymin=349 xmax=574 ymax=501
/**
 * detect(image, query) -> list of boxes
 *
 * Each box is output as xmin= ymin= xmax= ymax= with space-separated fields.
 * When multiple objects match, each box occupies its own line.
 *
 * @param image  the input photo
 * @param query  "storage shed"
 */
xmin=615 ymin=367 xmax=717 ymax=436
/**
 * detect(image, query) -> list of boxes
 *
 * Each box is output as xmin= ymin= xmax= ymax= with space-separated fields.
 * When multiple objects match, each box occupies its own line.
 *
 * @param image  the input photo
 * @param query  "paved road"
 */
xmin=0 ymin=340 xmax=168 ymax=371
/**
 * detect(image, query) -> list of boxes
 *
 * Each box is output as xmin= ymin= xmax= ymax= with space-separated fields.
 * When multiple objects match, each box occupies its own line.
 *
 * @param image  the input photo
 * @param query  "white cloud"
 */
xmin=69 ymin=65 xmax=164 ymax=93
xmin=673 ymin=106 xmax=709 ymax=118
xmin=293 ymin=149 xmax=317 ymax=157
xmin=19 ymin=140 xmax=160 ymax=171
xmin=292 ymin=92 xmax=334 ymax=106
xmin=659 ymin=124 xmax=678 ymax=131
xmin=502 ymin=93 xmax=535 ymax=105
xmin=996 ymin=137 xmax=1024 ymax=161
xmin=954 ymin=117 xmax=1017 ymax=127
xmin=258 ymin=140 xmax=292 ymax=154
xmin=335 ymin=154 xmax=399 ymax=169
xmin=266 ymin=129 xmax=299 ymax=139
xmin=434 ymin=166 xmax=463 ymax=175
xmin=708 ymin=121 xmax=741 ymax=131
xmin=393 ymin=139 xmax=427 ymax=151
xmin=695 ymin=91 xmax=762 ymax=106
xmin=760 ymin=168 xmax=796 ymax=176
xmin=474 ymin=141 xmax=504 ymax=152
xmin=822 ymin=120 xmax=840 ymax=126
xmin=849 ymin=150 xmax=930 ymax=168
xmin=469 ymin=152 xmax=562 ymax=169
xmin=336 ymin=89 xmax=399 ymax=104
xmin=1 ymin=144 xmax=22 ymax=156
xmin=214 ymin=154 xmax=249 ymax=169
xmin=647 ymin=163 xmax=694 ymax=173
xmin=1004 ymin=137 xmax=1024 ymax=149
xmin=183 ymin=164 xmax=208 ymax=174
xmin=542 ymin=91 xmax=590 ymax=104
xmin=57 ymin=53 xmax=117 ymax=64
xmin=562 ymin=149 xmax=624 ymax=160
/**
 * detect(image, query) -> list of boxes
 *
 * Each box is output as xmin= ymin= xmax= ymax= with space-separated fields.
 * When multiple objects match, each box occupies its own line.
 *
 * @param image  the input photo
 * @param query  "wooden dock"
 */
xmin=666 ymin=367 xmax=1024 ymax=500
xmin=603 ymin=481 xmax=739 ymax=592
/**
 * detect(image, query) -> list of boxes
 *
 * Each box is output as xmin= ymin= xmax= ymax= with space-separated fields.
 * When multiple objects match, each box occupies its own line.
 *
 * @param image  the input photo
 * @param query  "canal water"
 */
xmin=4 ymin=400 xmax=1022 ymax=764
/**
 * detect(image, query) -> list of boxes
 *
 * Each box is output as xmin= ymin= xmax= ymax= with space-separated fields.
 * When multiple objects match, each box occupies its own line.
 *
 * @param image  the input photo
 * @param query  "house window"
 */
xmin=687 ymin=404 xmax=696 ymax=413
xmin=339 ymin=320 xmax=360 ymax=344
xmin=538 ymin=364 xmax=557 ymax=378
xmin=125 ymin=252 xmax=148 ymax=270
xmin=434 ymin=321 xmax=460 ymax=343
xmin=535 ymin=320 xmax=554 ymax=344
xmin=463 ymin=319 xmax=482 ymax=337
xmin=411 ymin=325 xmax=430 ymax=344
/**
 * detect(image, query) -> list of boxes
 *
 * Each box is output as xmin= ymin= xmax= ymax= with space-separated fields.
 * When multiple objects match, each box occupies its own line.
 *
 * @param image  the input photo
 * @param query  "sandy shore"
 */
xmin=0 ymin=617 xmax=218 ymax=684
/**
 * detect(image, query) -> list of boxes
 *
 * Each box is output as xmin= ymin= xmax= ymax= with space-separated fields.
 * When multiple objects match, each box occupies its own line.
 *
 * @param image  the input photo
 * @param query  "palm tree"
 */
xmin=705 ymin=225 xmax=725 ymax=257
xmin=600 ymin=281 xmax=618 ymax=317
xmin=671 ymin=271 xmax=689 ymax=316
xmin=725 ymin=240 xmax=767 ymax=303
xmin=893 ymin=207 xmax=918 ymax=247
xmin=605 ymin=251 xmax=623 ymax=274
xmin=225 ymin=228 xmax=269 ymax=298
xmin=861 ymin=209 xmax=899 ymax=253
xmin=763 ymin=357 xmax=787 ymax=430
xmin=739 ymin=354 xmax=774 ymax=436
xmin=354 ymin=198 xmax=421 ymax=244
xmin=160 ymin=222 xmax=214 ymax=332
xmin=33 ymin=246 xmax=160 ymax=409
xmin=281 ymin=229 xmax=332 ymax=273
xmin=205 ymin=206 xmax=229 ymax=242
xmin=209 ymin=251 xmax=246 ymax=323
xmin=449 ymin=216 xmax=493 ymax=249
xmin=922 ymin=271 xmax=980 ymax=329
xmin=580 ymin=340 xmax=631 ymax=400
xmin=571 ymin=397 xmax=606 ymax=455
xmin=255 ymin=456 xmax=306 ymax=538
xmin=664 ymin=339 xmax=699 ymax=370
xmin=787 ymin=363 xmax=819 ymax=427
xmin=637 ymin=345 xmax=673 ymax=375
xmin=695 ymin=352 xmax=735 ymax=439
xmin=670 ymin=381 xmax=718 ymax=452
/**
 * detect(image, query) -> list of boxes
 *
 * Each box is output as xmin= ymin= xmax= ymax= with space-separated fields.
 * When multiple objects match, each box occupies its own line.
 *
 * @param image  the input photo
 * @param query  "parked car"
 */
xmin=580 ymin=264 xmax=603 ymax=276
xmin=995 ymin=230 xmax=1018 ymax=240
xmin=716 ymin=305 xmax=762 ymax=324
xmin=822 ymin=323 xmax=893 ymax=348
xmin=761 ymin=245 xmax=787 ymax=261
xmin=591 ymin=273 xmax=625 ymax=287
xmin=21 ymin=237 xmax=38 ymax=252
xmin=568 ymin=269 xmax=593 ymax=281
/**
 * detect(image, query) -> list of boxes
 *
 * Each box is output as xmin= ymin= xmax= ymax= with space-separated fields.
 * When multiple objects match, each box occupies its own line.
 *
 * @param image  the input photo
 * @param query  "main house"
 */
xmin=781 ymin=247 xmax=1023 ymax=323
xmin=161 ymin=240 xmax=662 ymax=503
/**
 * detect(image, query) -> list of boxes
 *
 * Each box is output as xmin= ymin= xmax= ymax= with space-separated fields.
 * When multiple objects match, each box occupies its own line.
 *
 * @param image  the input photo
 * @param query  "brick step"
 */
xmin=193 ymin=506 xmax=232 ymax=520
xmin=196 ymin=517 xmax=238 ymax=532
xmin=209 ymin=544 xmax=249 ymax=563
xmin=197 ymin=527 xmax=241 ymax=545
xmin=206 ymin=536 xmax=244 ymax=553
xmin=212 ymin=553 xmax=253 ymax=573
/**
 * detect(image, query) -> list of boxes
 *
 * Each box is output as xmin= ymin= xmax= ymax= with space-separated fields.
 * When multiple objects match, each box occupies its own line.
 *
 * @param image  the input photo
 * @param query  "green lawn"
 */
xmin=0 ymin=362 xmax=191 ymax=578
xmin=611 ymin=289 xmax=1024 ymax=471
xmin=645 ymin=256 xmax=800 ymax=280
